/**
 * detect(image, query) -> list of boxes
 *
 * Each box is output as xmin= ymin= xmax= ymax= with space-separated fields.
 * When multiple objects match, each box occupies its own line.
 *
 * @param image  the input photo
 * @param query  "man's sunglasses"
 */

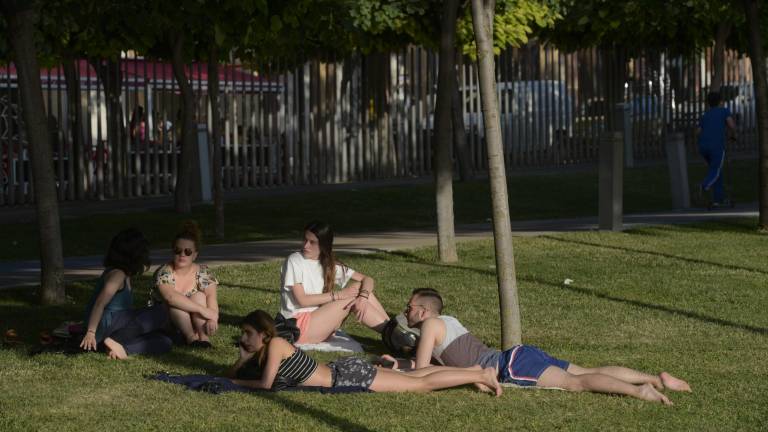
xmin=174 ymin=247 xmax=195 ymax=257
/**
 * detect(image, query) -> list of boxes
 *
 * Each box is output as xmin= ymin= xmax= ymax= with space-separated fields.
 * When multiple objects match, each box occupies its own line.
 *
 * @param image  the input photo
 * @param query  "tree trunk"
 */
xmin=2 ymin=2 xmax=65 ymax=304
xmin=711 ymin=22 xmax=731 ymax=93
xmin=208 ymin=46 xmax=224 ymax=239
xmin=434 ymin=0 xmax=459 ymax=263
xmin=605 ymin=46 xmax=628 ymax=132
xmin=170 ymin=31 xmax=196 ymax=213
xmin=743 ymin=0 xmax=768 ymax=229
xmin=453 ymin=47 xmax=473 ymax=181
xmin=62 ymin=57 xmax=86 ymax=200
xmin=92 ymin=58 xmax=124 ymax=198
xmin=470 ymin=0 xmax=522 ymax=347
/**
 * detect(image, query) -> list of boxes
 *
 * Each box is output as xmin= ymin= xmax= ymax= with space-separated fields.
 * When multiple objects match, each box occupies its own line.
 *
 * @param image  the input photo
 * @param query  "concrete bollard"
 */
xmin=599 ymin=131 xmax=623 ymax=231
xmin=665 ymin=131 xmax=690 ymax=209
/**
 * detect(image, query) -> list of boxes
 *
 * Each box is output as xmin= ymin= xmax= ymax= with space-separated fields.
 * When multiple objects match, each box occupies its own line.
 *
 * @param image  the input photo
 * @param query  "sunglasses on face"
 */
xmin=174 ymin=247 xmax=195 ymax=257
xmin=405 ymin=303 xmax=425 ymax=314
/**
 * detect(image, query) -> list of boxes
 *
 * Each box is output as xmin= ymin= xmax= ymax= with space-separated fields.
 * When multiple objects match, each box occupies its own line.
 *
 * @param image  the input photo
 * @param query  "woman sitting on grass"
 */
xmin=80 ymin=228 xmax=172 ymax=359
xmin=152 ymin=221 xmax=219 ymax=348
xmin=279 ymin=221 xmax=389 ymax=344
xmin=226 ymin=310 xmax=502 ymax=395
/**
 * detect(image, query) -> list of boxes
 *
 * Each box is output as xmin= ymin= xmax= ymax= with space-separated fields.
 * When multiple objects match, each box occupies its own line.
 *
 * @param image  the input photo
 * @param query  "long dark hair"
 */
xmin=242 ymin=310 xmax=277 ymax=367
xmin=304 ymin=220 xmax=345 ymax=293
xmin=103 ymin=228 xmax=150 ymax=276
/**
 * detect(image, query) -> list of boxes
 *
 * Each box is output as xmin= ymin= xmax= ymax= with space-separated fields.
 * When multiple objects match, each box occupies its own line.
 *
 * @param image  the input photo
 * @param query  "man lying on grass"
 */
xmin=382 ymin=288 xmax=691 ymax=405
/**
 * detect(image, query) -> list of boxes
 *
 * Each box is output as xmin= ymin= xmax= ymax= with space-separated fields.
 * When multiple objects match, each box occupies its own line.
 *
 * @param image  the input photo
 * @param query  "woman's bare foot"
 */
xmin=637 ymin=383 xmax=672 ymax=405
xmin=482 ymin=367 xmax=503 ymax=397
xmin=660 ymin=372 xmax=691 ymax=392
xmin=103 ymin=338 xmax=127 ymax=360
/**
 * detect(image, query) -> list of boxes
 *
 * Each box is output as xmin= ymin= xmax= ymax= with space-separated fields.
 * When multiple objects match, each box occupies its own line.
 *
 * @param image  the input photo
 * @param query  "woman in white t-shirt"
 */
xmin=280 ymin=221 xmax=390 ymax=344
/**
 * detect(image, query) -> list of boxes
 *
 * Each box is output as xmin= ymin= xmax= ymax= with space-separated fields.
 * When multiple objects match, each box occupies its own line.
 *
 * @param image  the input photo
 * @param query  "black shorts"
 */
xmin=328 ymin=356 xmax=377 ymax=389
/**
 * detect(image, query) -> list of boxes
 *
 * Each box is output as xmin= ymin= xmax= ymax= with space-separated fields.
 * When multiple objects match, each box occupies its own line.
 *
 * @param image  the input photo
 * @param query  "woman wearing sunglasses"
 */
xmin=152 ymin=220 xmax=220 ymax=348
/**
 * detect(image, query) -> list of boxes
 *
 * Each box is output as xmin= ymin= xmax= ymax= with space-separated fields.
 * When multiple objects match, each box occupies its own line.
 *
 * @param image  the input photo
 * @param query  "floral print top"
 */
xmin=151 ymin=263 xmax=218 ymax=302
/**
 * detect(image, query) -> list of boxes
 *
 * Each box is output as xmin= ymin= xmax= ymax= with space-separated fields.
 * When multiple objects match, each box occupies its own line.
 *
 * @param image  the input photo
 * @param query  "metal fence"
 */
xmin=0 ymin=44 xmax=758 ymax=206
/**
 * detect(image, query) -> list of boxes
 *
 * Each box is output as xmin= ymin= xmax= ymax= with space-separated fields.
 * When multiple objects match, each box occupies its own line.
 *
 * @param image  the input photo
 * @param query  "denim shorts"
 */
xmin=497 ymin=345 xmax=569 ymax=387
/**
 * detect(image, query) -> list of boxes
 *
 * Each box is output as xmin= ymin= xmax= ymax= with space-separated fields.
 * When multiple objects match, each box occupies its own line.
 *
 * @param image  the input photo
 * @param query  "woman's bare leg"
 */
xmin=538 ymin=366 xmax=672 ymax=405
xmin=300 ymin=299 xmax=356 ymax=343
xmin=189 ymin=292 xmax=209 ymax=342
xmin=369 ymin=367 xmax=501 ymax=396
xmin=357 ymin=292 xmax=389 ymax=332
xmin=168 ymin=306 xmax=197 ymax=343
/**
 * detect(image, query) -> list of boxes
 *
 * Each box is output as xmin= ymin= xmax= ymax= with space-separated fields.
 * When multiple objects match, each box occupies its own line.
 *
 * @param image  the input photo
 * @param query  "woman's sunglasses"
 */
xmin=174 ymin=247 xmax=195 ymax=257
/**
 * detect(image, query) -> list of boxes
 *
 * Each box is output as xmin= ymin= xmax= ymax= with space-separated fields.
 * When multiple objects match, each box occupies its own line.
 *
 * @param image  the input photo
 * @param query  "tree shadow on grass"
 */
xmin=523 ymin=275 xmax=768 ymax=336
xmin=625 ymin=219 xmax=762 ymax=237
xmin=217 ymin=282 xmax=274 ymax=294
xmin=355 ymin=250 xmax=768 ymax=337
xmin=152 ymin=348 xmax=227 ymax=375
xmin=360 ymin=250 xmax=496 ymax=278
xmin=250 ymin=391 xmax=377 ymax=432
xmin=540 ymin=235 xmax=768 ymax=276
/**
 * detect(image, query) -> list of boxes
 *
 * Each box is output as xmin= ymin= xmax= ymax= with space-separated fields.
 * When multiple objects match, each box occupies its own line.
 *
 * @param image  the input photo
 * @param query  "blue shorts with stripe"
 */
xmin=497 ymin=345 xmax=570 ymax=386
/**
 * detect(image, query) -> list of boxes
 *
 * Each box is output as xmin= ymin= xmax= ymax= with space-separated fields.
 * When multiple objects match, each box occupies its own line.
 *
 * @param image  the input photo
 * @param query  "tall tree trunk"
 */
xmin=62 ymin=57 xmax=86 ymax=200
xmin=170 ymin=31 xmax=196 ymax=214
xmin=453 ymin=47 xmax=473 ymax=181
xmin=743 ymin=0 xmax=768 ymax=229
xmin=711 ymin=22 xmax=731 ymax=93
xmin=434 ymin=0 xmax=459 ymax=263
xmin=208 ymin=46 xmax=224 ymax=239
xmin=471 ymin=0 xmax=522 ymax=347
xmin=605 ymin=46 xmax=628 ymax=132
xmin=2 ymin=2 xmax=65 ymax=304
xmin=92 ymin=58 xmax=124 ymax=198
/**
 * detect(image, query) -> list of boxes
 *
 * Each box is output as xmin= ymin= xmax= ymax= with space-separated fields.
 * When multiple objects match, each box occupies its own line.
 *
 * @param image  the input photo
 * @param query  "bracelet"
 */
xmin=87 ymin=330 xmax=96 ymax=334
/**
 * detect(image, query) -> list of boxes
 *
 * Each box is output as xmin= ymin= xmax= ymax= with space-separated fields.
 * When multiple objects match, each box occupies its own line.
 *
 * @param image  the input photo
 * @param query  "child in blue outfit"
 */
xmin=698 ymin=92 xmax=736 ymax=206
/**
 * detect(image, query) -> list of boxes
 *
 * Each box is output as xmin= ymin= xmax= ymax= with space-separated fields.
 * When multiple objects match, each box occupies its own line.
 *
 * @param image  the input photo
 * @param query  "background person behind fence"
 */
xmin=697 ymin=92 xmax=736 ymax=206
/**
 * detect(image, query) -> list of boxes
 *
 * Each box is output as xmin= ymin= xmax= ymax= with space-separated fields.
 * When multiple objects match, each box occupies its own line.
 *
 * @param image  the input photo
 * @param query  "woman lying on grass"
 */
xmin=226 ymin=310 xmax=502 ymax=395
xmin=80 ymin=228 xmax=172 ymax=359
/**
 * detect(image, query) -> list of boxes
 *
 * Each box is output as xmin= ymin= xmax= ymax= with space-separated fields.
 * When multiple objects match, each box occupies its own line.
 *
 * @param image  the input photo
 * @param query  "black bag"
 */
xmin=381 ymin=314 xmax=420 ymax=356
xmin=273 ymin=313 xmax=300 ymax=344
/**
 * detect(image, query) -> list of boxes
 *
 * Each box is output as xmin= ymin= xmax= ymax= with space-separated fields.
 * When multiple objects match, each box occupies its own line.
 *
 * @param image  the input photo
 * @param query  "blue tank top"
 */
xmin=83 ymin=269 xmax=133 ymax=341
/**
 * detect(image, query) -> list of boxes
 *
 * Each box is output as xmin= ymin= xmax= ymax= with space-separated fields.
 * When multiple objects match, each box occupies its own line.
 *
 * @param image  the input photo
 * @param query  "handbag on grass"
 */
xmin=273 ymin=313 xmax=300 ymax=344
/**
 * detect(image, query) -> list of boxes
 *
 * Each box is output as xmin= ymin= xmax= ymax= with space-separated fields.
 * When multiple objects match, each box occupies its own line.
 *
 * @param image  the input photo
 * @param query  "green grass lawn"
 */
xmin=0 ymin=158 xmax=759 ymax=261
xmin=1 ymin=219 xmax=766 ymax=431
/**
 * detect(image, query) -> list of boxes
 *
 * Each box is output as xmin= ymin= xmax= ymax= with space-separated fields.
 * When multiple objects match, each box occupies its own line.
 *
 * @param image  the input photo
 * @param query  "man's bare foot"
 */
xmin=660 ymin=372 xmax=691 ymax=392
xmin=482 ymin=367 xmax=503 ymax=397
xmin=103 ymin=338 xmax=127 ymax=360
xmin=637 ymin=383 xmax=672 ymax=405
xmin=474 ymin=382 xmax=493 ymax=393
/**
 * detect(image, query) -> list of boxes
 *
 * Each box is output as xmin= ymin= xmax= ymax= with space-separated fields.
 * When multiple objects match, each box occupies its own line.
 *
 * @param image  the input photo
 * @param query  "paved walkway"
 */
xmin=0 ymin=204 xmax=758 ymax=290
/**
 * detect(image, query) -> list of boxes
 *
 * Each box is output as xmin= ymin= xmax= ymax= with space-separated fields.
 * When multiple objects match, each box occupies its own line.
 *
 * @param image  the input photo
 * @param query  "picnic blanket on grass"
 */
xmin=296 ymin=330 xmax=364 ymax=353
xmin=147 ymin=372 xmax=369 ymax=394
